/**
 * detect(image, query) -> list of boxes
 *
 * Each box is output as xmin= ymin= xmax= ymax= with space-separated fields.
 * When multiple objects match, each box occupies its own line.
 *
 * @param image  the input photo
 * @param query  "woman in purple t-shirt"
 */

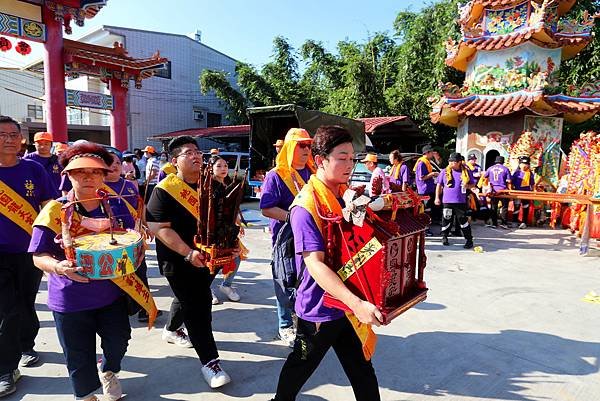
xmin=271 ymin=125 xmax=381 ymax=401
xmin=28 ymin=143 xmax=133 ymax=401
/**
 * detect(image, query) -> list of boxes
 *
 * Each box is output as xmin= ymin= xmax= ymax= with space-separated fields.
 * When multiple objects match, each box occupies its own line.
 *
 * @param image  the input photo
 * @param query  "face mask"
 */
xmin=79 ymin=216 xmax=112 ymax=233
xmin=160 ymin=156 xmax=167 ymax=161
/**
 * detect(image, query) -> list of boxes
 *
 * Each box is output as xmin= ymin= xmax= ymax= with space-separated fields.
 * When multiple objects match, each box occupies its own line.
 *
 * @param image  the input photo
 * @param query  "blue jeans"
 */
xmin=276 ymin=297 xmax=294 ymax=329
xmin=53 ymin=297 xmax=131 ymax=399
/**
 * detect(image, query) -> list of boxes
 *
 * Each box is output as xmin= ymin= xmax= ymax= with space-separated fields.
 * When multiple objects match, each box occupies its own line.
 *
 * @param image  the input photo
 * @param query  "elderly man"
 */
xmin=23 ymin=132 xmax=61 ymax=195
xmin=260 ymin=128 xmax=316 ymax=347
xmin=360 ymin=153 xmax=388 ymax=195
xmin=435 ymin=152 xmax=475 ymax=249
xmin=273 ymin=139 xmax=284 ymax=154
xmin=0 ymin=116 xmax=55 ymax=397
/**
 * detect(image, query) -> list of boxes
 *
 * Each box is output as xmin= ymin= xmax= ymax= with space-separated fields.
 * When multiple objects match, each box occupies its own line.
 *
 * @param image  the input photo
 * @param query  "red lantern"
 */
xmin=0 ymin=37 xmax=11 ymax=52
xmin=15 ymin=41 xmax=31 ymax=56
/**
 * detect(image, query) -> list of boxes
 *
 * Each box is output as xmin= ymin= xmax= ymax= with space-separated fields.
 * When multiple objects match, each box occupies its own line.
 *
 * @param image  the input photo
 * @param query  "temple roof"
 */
xmin=460 ymin=0 xmax=577 ymax=28
xmin=357 ymin=116 xmax=410 ymax=133
xmin=430 ymin=90 xmax=600 ymax=126
xmin=63 ymin=39 xmax=168 ymax=73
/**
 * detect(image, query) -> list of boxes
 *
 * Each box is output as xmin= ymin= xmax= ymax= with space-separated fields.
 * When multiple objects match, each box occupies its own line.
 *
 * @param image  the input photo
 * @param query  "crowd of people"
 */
xmin=1 ymin=112 xmax=537 ymax=400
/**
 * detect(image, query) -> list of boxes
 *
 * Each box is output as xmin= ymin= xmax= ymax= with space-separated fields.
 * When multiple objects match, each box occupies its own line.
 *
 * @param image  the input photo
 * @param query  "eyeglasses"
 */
xmin=0 ymin=132 xmax=21 ymax=142
xmin=297 ymin=143 xmax=311 ymax=150
xmin=176 ymin=150 xmax=203 ymax=158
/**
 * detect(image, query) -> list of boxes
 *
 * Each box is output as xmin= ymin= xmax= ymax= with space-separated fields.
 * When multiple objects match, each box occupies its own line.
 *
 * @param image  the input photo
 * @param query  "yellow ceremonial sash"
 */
xmin=413 ymin=156 xmax=433 ymax=173
xmin=0 ymin=179 xmax=40 ymax=236
xmin=444 ymin=164 xmax=471 ymax=188
xmin=521 ymin=170 xmax=531 ymax=187
xmin=33 ymin=200 xmax=158 ymax=328
xmin=155 ymin=173 xmax=199 ymax=218
xmin=101 ymin=181 xmax=138 ymax=219
xmin=291 ymin=176 xmax=377 ymax=360
xmin=160 ymin=162 xmax=177 ymax=175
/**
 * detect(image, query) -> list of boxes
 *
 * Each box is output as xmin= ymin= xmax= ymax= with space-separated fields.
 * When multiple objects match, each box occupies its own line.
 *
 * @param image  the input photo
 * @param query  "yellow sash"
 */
xmin=390 ymin=162 xmax=403 ymax=180
xmin=413 ymin=156 xmax=433 ymax=173
xmin=444 ymin=164 xmax=471 ymax=188
xmin=291 ymin=176 xmax=377 ymax=360
xmin=273 ymin=140 xmax=316 ymax=196
xmin=160 ymin=162 xmax=177 ymax=175
xmin=33 ymin=200 xmax=158 ymax=328
xmin=0 ymin=179 xmax=40 ymax=236
xmin=155 ymin=174 xmax=199 ymax=218
xmin=101 ymin=181 xmax=138 ymax=219
xmin=521 ymin=170 xmax=531 ymax=187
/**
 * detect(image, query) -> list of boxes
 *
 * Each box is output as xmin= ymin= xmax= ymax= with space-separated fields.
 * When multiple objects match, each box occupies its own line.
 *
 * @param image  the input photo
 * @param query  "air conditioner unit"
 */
xmin=193 ymin=110 xmax=205 ymax=121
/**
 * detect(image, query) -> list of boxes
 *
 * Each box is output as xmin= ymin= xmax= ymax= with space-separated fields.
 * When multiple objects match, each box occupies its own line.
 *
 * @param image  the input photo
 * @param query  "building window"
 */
xmin=207 ymin=113 xmax=221 ymax=127
xmin=154 ymin=61 xmax=172 ymax=79
xmin=67 ymin=108 xmax=89 ymax=125
xmin=27 ymin=104 xmax=43 ymax=120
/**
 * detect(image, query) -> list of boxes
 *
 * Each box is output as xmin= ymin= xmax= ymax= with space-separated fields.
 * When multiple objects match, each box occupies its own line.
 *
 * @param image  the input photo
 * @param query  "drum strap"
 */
xmin=0 ymin=178 xmax=39 ymax=235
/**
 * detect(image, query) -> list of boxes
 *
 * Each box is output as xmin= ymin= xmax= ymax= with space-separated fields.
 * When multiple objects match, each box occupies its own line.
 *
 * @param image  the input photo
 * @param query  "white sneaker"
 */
xmin=162 ymin=327 xmax=193 ymax=348
xmin=201 ymin=359 xmax=231 ymax=388
xmin=211 ymin=289 xmax=220 ymax=305
xmin=519 ymin=222 xmax=527 ymax=229
xmin=218 ymin=285 xmax=240 ymax=302
xmin=98 ymin=370 xmax=122 ymax=401
xmin=278 ymin=326 xmax=296 ymax=348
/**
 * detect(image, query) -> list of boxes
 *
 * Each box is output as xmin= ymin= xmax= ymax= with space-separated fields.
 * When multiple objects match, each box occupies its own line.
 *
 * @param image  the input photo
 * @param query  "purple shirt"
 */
xmin=511 ymin=169 xmax=535 ymax=191
xmin=0 ymin=159 xmax=55 ymax=253
xmin=415 ymin=159 xmax=435 ymax=195
xmin=484 ymin=164 xmax=511 ymax=190
xmin=105 ymin=178 xmax=139 ymax=229
xmin=291 ymin=206 xmax=345 ymax=323
xmin=437 ymin=168 xmax=474 ymax=204
xmin=388 ymin=163 xmax=409 ymax=188
xmin=23 ymin=152 xmax=62 ymax=193
xmin=259 ymin=167 xmax=312 ymax=245
xmin=28 ymin=200 xmax=133 ymax=313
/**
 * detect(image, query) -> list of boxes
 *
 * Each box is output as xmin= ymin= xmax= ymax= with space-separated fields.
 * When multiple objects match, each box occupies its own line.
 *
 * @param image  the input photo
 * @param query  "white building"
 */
xmin=77 ymin=26 xmax=238 ymax=149
xmin=1 ymin=26 xmax=238 ymax=149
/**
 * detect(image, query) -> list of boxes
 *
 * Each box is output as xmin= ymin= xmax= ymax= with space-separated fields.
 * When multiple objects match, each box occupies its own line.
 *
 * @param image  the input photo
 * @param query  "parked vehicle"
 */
xmin=349 ymin=152 xmax=421 ymax=191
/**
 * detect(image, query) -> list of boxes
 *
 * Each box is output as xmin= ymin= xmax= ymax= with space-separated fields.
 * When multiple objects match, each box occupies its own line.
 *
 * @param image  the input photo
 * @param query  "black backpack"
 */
xmin=271 ymin=221 xmax=302 ymax=310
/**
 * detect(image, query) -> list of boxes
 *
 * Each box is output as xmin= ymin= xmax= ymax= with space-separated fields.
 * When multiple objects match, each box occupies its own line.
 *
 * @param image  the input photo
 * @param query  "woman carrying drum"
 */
xmin=28 ymin=143 xmax=144 ymax=401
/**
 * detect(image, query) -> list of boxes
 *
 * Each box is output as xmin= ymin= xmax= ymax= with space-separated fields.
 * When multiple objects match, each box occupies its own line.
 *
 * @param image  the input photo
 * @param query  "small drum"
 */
xmin=73 ymin=230 xmax=144 ymax=280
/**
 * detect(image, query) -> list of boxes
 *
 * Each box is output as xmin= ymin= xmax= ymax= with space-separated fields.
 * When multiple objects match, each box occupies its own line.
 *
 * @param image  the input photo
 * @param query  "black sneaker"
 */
xmin=442 ymin=237 xmax=449 ymax=246
xmin=464 ymin=240 xmax=474 ymax=249
xmin=19 ymin=350 xmax=39 ymax=367
xmin=0 ymin=369 xmax=20 ymax=398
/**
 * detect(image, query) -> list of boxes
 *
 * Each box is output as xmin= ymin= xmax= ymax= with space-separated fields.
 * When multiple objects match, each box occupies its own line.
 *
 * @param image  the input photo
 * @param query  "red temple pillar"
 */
xmin=109 ymin=78 xmax=129 ymax=150
xmin=42 ymin=6 xmax=68 ymax=142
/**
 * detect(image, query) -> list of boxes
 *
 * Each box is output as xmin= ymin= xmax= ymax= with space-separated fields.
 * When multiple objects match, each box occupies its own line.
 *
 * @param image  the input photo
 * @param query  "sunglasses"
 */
xmin=296 ymin=143 xmax=311 ymax=150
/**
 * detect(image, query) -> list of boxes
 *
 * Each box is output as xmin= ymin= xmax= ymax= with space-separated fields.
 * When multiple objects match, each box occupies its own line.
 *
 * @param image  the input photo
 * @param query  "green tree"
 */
xmin=199 ymin=70 xmax=248 ymax=124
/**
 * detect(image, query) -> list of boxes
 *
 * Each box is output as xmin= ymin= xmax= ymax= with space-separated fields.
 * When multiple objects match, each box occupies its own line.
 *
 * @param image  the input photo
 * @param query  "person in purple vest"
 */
xmin=260 ymin=128 xmax=316 ymax=347
xmin=414 ymin=145 xmax=440 ymax=236
xmin=387 ymin=149 xmax=410 ymax=192
xmin=23 ymin=131 xmax=61 ymax=196
xmin=483 ymin=156 xmax=512 ymax=229
xmin=0 ymin=116 xmax=55 ymax=398
xmin=511 ymin=155 xmax=535 ymax=229
xmin=435 ymin=152 xmax=476 ymax=248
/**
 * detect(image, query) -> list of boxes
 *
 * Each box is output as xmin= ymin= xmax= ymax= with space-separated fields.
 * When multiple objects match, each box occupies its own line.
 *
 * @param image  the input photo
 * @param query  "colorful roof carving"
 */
xmin=63 ymin=39 xmax=168 ymax=88
xmin=430 ymin=91 xmax=600 ymax=126
xmin=447 ymin=1 xmax=598 ymax=71
xmin=45 ymin=1 xmax=107 ymax=34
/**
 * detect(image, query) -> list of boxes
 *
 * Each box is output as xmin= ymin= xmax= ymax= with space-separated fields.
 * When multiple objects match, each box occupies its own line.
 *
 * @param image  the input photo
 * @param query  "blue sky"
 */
xmin=0 ymin=0 xmax=425 ymax=68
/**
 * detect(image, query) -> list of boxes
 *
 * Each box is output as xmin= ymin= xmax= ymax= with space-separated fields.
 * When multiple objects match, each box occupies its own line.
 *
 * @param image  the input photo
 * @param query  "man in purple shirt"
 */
xmin=260 ymin=128 xmax=315 ymax=347
xmin=511 ymin=155 xmax=535 ymax=229
xmin=415 ymin=145 xmax=440 ymax=235
xmin=0 ymin=116 xmax=55 ymax=397
xmin=23 ymin=131 xmax=61 ymax=196
xmin=271 ymin=125 xmax=381 ymax=401
xmin=483 ymin=156 xmax=512 ymax=228
xmin=435 ymin=152 xmax=475 ymax=248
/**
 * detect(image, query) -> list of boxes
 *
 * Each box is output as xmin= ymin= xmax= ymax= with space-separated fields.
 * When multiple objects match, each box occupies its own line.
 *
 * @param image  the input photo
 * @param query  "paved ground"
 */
xmin=11 ymin=205 xmax=600 ymax=401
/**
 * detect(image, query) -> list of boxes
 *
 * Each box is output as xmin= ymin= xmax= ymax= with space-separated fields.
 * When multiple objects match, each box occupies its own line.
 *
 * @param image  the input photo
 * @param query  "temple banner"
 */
xmin=523 ymin=115 xmax=563 ymax=149
xmin=0 ymin=11 xmax=46 ymax=42
xmin=65 ymin=89 xmax=114 ymax=110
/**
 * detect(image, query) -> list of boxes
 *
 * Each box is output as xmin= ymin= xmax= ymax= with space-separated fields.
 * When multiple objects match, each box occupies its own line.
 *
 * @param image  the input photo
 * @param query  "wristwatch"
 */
xmin=184 ymin=249 xmax=194 ymax=262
